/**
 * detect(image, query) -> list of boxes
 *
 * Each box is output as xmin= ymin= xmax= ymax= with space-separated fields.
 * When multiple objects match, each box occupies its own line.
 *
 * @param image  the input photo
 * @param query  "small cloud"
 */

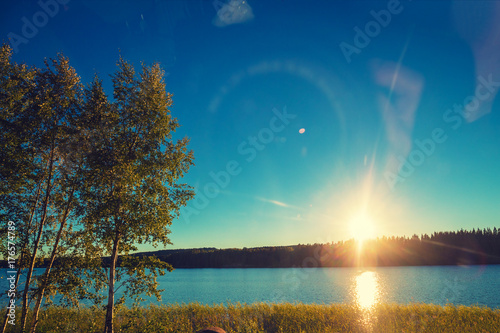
xmin=213 ymin=0 xmax=254 ymax=27
xmin=255 ymin=196 xmax=303 ymax=210
xmin=256 ymin=196 xmax=289 ymax=207
xmin=269 ymin=199 xmax=288 ymax=207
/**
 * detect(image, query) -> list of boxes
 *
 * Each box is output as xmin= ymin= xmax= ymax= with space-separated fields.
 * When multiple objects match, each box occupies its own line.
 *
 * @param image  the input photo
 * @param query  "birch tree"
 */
xmin=79 ymin=57 xmax=194 ymax=333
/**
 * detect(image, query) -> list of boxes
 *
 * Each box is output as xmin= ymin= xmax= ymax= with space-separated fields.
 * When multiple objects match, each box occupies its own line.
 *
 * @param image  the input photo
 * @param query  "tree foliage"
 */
xmin=79 ymin=56 xmax=194 ymax=333
xmin=0 ymin=44 xmax=194 ymax=333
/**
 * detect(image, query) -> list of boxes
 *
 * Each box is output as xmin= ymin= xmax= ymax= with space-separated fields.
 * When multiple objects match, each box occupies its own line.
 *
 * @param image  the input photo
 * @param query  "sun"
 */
xmin=349 ymin=211 xmax=376 ymax=245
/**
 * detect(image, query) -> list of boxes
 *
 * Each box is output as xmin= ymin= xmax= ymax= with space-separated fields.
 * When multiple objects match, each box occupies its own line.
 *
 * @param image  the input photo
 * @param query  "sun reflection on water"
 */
xmin=354 ymin=271 xmax=380 ymax=309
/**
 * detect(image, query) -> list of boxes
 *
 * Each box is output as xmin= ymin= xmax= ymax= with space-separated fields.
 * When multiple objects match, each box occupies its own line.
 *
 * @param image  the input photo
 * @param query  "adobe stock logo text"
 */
xmin=339 ymin=0 xmax=404 ymax=64
xmin=181 ymin=106 xmax=296 ymax=223
xmin=7 ymin=0 xmax=70 ymax=54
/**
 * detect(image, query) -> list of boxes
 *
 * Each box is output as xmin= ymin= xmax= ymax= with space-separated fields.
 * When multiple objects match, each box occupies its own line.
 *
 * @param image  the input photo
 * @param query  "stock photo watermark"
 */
xmin=180 ymin=106 xmax=296 ymax=224
xmin=6 ymin=220 xmax=17 ymax=326
xmin=7 ymin=0 xmax=70 ymax=54
xmin=440 ymin=275 xmax=466 ymax=305
xmin=339 ymin=0 xmax=405 ymax=64
xmin=270 ymin=235 xmax=337 ymax=304
xmin=386 ymin=73 xmax=500 ymax=190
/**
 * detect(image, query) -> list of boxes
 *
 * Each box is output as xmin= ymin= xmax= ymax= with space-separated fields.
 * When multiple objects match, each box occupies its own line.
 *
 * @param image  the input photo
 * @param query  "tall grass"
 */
xmin=3 ymin=302 xmax=499 ymax=332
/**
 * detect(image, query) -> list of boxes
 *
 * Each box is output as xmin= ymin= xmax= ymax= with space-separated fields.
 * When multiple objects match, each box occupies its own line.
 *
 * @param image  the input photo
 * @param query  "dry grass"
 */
xmin=3 ymin=302 xmax=499 ymax=332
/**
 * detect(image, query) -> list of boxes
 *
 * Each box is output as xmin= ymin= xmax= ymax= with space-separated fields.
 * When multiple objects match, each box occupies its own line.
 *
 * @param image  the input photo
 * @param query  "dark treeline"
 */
xmin=133 ymin=227 xmax=500 ymax=268
xmin=3 ymin=227 xmax=499 ymax=269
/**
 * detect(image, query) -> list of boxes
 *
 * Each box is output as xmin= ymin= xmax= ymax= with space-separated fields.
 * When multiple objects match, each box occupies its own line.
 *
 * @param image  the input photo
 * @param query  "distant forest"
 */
xmin=2 ymin=228 xmax=499 ymax=269
xmin=133 ymin=228 xmax=500 ymax=268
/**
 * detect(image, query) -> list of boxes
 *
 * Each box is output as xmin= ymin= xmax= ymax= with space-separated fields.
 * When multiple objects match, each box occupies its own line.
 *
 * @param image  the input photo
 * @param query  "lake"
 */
xmin=2 ymin=265 xmax=500 ymax=308
xmin=139 ymin=265 xmax=500 ymax=308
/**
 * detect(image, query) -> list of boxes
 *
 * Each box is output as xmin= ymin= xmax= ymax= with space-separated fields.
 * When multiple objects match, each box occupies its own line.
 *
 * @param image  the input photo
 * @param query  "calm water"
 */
xmin=2 ymin=265 xmax=500 ymax=308
xmin=154 ymin=265 xmax=500 ymax=308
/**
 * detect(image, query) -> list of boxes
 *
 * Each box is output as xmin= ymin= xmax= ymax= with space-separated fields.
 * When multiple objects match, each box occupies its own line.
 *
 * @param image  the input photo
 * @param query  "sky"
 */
xmin=2 ymin=0 xmax=500 ymax=250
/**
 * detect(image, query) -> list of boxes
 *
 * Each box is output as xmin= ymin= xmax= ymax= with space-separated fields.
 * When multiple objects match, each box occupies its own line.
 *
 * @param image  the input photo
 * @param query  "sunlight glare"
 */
xmin=349 ymin=211 xmax=375 ymax=245
xmin=355 ymin=271 xmax=380 ymax=309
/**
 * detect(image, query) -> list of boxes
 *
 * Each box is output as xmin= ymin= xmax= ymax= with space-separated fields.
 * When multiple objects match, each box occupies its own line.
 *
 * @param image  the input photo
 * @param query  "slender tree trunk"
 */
xmin=0 ymin=184 xmax=42 ymax=333
xmin=104 ymin=230 xmax=120 ymax=333
xmin=29 ymin=187 xmax=75 ymax=333
xmin=20 ymin=146 xmax=55 ymax=333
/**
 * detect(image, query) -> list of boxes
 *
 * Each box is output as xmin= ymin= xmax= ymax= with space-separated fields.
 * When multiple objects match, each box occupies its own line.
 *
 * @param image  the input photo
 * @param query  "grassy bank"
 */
xmin=3 ymin=302 xmax=500 ymax=333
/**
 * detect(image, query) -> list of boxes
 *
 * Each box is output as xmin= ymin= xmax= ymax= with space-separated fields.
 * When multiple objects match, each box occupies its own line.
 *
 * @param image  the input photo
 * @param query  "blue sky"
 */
xmin=2 ymin=0 xmax=499 ymax=250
